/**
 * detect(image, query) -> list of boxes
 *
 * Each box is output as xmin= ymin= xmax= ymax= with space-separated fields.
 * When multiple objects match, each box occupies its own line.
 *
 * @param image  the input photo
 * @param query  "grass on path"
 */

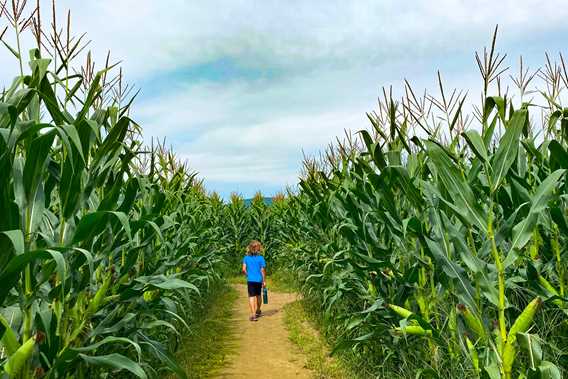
xmin=269 ymin=270 xmax=363 ymax=379
xmin=168 ymin=282 xmax=238 ymax=378
xmin=283 ymin=299 xmax=354 ymax=379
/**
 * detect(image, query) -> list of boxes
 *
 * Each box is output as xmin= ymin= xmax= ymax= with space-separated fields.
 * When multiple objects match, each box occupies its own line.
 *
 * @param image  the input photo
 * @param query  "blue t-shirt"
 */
xmin=243 ymin=255 xmax=266 ymax=283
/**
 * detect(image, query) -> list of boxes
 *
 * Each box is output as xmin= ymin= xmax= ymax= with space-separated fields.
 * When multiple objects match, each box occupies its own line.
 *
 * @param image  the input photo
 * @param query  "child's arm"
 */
xmin=261 ymin=267 xmax=266 ymax=287
xmin=242 ymin=263 xmax=247 ymax=276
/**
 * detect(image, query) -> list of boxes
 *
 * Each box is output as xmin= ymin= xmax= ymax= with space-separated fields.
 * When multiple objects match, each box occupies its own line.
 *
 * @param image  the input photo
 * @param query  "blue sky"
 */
xmin=2 ymin=1 xmax=568 ymax=198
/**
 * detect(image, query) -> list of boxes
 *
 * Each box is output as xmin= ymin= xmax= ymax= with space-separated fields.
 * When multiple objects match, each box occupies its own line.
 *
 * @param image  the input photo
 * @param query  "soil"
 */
xmin=213 ymin=284 xmax=312 ymax=378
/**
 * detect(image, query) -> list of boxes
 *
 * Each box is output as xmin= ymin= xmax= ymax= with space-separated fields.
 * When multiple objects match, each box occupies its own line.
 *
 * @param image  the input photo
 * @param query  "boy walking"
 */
xmin=242 ymin=240 xmax=266 ymax=321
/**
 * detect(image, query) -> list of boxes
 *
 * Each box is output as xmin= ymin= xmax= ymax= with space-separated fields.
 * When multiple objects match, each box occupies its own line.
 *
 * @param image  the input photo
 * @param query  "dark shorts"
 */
xmin=247 ymin=281 xmax=262 ymax=297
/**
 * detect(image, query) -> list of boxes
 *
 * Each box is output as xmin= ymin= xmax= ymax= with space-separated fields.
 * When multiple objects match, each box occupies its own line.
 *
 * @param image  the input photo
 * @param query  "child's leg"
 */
xmin=248 ymin=296 xmax=257 ymax=316
xmin=256 ymin=295 xmax=262 ymax=311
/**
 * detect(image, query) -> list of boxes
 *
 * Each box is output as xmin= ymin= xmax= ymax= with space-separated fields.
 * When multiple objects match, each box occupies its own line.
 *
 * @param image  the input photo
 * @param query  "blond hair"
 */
xmin=247 ymin=240 xmax=263 ymax=255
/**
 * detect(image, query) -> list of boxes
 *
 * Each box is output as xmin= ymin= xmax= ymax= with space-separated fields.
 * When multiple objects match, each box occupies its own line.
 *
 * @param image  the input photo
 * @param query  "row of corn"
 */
xmin=271 ymin=44 xmax=568 ymax=378
xmin=0 ymin=18 xmax=260 ymax=378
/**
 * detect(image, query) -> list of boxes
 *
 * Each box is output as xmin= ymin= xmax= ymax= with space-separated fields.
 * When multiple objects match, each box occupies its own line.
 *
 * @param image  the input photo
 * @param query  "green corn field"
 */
xmin=269 ymin=29 xmax=568 ymax=378
xmin=0 ymin=2 xmax=567 ymax=379
xmin=0 ymin=2 xmax=273 ymax=377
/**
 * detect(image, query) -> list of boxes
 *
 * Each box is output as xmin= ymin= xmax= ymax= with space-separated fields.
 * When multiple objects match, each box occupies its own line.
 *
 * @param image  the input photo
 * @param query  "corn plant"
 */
xmin=274 ymin=29 xmax=568 ymax=378
xmin=0 ymin=2 xmax=239 ymax=378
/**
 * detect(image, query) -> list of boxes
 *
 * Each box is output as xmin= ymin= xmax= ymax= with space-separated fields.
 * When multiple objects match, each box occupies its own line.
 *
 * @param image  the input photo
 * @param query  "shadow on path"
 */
xmin=259 ymin=309 xmax=279 ymax=318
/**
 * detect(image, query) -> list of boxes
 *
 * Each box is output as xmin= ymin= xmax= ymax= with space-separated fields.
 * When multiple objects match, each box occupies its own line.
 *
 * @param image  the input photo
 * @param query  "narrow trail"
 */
xmin=214 ymin=284 xmax=312 ymax=378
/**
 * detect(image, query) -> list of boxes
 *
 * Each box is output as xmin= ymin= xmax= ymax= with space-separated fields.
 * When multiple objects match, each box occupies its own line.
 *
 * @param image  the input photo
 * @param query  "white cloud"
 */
xmin=1 ymin=0 xmax=567 ymax=198
xmin=182 ymin=152 xmax=298 ymax=185
xmin=1 ymin=0 xmax=560 ymax=80
xmin=137 ymin=69 xmax=372 ymax=187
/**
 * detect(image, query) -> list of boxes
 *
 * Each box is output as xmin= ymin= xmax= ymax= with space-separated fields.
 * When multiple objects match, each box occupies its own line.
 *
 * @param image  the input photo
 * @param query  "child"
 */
xmin=242 ymin=240 xmax=266 ymax=321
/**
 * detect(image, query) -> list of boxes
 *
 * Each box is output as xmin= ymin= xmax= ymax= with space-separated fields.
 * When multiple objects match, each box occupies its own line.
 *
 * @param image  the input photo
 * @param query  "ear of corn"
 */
xmin=507 ymin=297 xmax=542 ymax=341
xmin=3 ymin=336 xmax=36 ymax=376
xmin=387 ymin=304 xmax=414 ymax=319
xmin=502 ymin=297 xmax=543 ymax=377
xmin=394 ymin=325 xmax=432 ymax=336
xmin=457 ymin=304 xmax=486 ymax=341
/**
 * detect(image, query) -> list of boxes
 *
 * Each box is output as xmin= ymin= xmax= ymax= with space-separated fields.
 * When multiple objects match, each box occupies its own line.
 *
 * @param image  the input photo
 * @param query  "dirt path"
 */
xmin=214 ymin=284 xmax=312 ymax=379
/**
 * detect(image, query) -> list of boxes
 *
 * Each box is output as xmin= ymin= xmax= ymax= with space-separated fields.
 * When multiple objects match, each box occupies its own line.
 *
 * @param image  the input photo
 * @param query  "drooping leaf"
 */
xmin=426 ymin=141 xmax=488 ymax=233
xmin=78 ymin=353 xmax=147 ymax=379
xmin=463 ymin=130 xmax=489 ymax=163
xmin=511 ymin=170 xmax=565 ymax=250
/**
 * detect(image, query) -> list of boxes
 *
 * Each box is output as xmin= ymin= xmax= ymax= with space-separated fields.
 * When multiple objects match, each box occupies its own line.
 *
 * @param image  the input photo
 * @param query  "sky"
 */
xmin=1 ymin=1 xmax=568 ymax=198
